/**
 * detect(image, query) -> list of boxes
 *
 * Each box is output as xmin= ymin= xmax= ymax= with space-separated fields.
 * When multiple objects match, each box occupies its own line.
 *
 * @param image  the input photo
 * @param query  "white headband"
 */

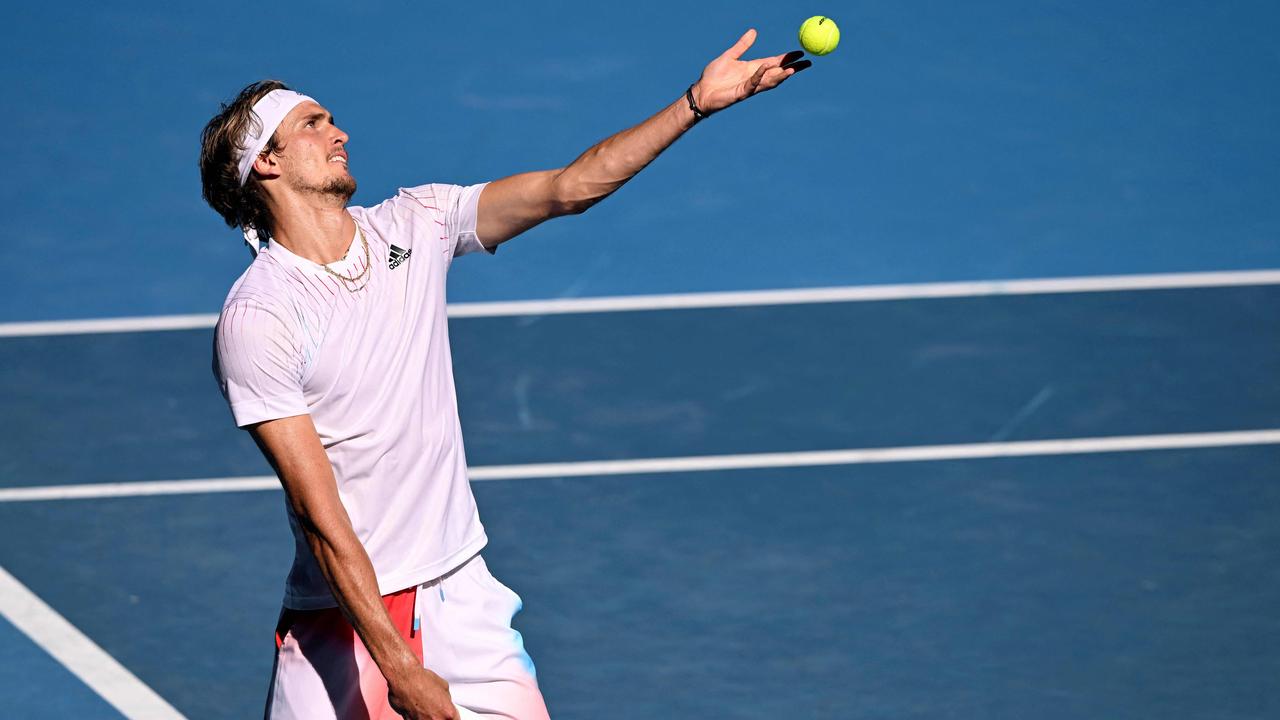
xmin=236 ymin=89 xmax=315 ymax=255
xmin=236 ymin=89 xmax=315 ymax=187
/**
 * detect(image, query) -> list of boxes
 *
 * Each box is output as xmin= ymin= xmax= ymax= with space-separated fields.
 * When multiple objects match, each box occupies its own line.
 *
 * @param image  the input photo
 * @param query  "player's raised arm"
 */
xmin=474 ymin=28 xmax=810 ymax=248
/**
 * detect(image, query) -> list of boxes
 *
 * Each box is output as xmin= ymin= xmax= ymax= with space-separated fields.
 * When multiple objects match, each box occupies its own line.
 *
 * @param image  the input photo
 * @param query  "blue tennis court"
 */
xmin=2 ymin=2 xmax=1279 ymax=718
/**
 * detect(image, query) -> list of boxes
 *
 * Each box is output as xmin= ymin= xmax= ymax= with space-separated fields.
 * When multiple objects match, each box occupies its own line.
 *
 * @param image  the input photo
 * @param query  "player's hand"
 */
xmin=387 ymin=667 xmax=459 ymax=720
xmin=691 ymin=28 xmax=811 ymax=114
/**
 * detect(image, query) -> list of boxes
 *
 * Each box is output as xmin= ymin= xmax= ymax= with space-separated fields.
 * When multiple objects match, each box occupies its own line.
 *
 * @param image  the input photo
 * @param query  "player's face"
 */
xmin=274 ymin=100 xmax=356 ymax=201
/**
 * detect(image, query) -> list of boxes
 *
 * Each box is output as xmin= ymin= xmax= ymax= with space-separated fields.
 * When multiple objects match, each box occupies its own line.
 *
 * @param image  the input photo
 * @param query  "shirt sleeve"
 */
xmin=212 ymin=299 xmax=309 ymax=428
xmin=398 ymin=182 xmax=493 ymax=258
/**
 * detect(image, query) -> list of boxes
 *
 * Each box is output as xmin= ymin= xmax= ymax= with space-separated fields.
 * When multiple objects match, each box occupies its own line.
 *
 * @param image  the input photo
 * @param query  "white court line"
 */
xmin=0 ymin=565 xmax=186 ymax=719
xmin=0 ymin=476 xmax=281 ymax=502
xmin=3 ymin=429 xmax=1278 ymax=502
xmin=0 ymin=313 xmax=219 ymax=338
xmin=466 ymin=429 xmax=1280 ymax=480
xmin=2 ymin=269 xmax=1278 ymax=337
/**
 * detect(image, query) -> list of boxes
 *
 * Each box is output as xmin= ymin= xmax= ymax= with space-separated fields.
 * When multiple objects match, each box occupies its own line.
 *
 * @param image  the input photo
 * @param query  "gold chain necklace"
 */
xmin=321 ymin=225 xmax=371 ymax=292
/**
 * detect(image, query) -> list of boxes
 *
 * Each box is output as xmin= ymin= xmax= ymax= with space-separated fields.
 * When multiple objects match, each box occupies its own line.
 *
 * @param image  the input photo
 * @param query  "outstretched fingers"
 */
xmin=745 ymin=50 xmax=806 ymax=76
xmin=761 ymin=65 xmax=792 ymax=90
xmin=749 ymin=64 xmax=798 ymax=94
xmin=782 ymin=57 xmax=813 ymax=73
xmin=778 ymin=50 xmax=806 ymax=68
xmin=759 ymin=50 xmax=813 ymax=81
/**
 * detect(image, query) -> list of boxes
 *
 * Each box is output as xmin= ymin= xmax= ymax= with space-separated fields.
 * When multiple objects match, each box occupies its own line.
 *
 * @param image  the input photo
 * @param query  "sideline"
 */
xmin=0 ymin=565 xmax=186 ymax=719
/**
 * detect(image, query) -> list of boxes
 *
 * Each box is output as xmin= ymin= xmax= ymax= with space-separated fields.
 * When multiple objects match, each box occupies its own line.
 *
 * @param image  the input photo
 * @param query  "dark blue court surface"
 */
xmin=1 ymin=445 xmax=1277 ymax=718
xmin=2 ymin=284 xmax=1280 ymax=718
xmin=3 ymin=1 xmax=1280 ymax=718
xmin=2 ymin=285 xmax=1279 ymax=486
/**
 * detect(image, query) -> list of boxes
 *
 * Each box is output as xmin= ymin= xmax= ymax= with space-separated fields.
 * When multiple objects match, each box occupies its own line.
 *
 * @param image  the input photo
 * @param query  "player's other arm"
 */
xmin=249 ymin=415 xmax=459 ymax=720
xmin=475 ymin=28 xmax=809 ymax=248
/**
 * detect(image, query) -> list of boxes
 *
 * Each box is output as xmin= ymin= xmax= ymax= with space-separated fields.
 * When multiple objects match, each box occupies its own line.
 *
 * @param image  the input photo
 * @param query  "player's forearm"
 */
xmin=552 ymin=89 xmax=702 ymax=212
xmin=255 ymin=415 xmax=422 ymax=686
xmin=302 ymin=520 xmax=423 ymax=684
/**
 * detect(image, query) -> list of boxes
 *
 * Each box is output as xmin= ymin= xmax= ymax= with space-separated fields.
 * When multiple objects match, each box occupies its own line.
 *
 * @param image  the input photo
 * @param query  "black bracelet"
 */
xmin=686 ymin=84 xmax=708 ymax=122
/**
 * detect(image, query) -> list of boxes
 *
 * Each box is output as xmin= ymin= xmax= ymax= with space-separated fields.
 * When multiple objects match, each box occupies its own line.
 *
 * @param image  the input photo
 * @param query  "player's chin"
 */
xmin=322 ymin=173 xmax=357 ymax=200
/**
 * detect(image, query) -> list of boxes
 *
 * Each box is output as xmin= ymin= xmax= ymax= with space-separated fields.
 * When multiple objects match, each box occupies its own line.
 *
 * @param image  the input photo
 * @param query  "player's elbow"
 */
xmin=560 ymin=198 xmax=592 ymax=216
xmin=554 ymin=188 xmax=609 ymax=216
xmin=550 ymin=169 xmax=605 ymax=216
xmin=549 ymin=183 xmax=592 ymax=216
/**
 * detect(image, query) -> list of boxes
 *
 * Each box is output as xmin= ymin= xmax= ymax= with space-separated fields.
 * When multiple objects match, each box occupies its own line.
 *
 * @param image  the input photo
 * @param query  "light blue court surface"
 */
xmin=2 ymin=2 xmax=1280 ymax=719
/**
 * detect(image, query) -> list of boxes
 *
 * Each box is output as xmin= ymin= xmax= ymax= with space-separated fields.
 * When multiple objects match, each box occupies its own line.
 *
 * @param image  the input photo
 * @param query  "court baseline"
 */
xmin=1 ymin=269 xmax=1277 ymax=338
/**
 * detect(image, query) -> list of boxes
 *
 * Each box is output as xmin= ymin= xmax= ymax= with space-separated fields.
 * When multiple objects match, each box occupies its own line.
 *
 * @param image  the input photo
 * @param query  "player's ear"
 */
xmin=252 ymin=149 xmax=282 ymax=181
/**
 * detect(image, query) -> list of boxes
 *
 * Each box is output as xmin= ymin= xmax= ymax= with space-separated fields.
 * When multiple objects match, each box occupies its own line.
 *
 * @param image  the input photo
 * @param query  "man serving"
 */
xmin=201 ymin=28 xmax=808 ymax=720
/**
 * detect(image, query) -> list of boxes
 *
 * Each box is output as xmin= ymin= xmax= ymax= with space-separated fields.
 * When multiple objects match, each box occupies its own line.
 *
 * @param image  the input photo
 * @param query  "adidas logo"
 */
xmin=388 ymin=244 xmax=413 ymax=270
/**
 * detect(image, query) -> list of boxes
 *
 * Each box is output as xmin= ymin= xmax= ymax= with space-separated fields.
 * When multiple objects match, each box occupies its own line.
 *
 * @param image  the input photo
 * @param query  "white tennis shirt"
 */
xmin=213 ymin=182 xmax=491 ymax=610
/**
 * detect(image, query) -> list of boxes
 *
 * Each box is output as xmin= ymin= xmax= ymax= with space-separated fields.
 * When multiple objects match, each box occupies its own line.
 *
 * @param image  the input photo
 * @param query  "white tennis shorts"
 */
xmin=265 ymin=553 xmax=550 ymax=719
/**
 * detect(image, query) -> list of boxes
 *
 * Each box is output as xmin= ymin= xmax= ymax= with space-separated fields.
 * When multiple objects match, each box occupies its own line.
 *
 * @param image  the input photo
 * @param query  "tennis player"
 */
xmin=200 ymin=29 xmax=807 ymax=720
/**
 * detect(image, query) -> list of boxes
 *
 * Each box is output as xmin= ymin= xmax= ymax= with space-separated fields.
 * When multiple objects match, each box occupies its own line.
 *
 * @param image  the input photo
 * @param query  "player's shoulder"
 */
xmin=395 ymin=182 xmax=461 ymax=210
xmin=217 ymin=254 xmax=297 ymax=328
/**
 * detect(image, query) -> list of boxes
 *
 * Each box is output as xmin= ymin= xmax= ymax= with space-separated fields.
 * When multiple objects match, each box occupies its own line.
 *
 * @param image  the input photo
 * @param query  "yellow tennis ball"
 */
xmin=798 ymin=16 xmax=840 ymax=56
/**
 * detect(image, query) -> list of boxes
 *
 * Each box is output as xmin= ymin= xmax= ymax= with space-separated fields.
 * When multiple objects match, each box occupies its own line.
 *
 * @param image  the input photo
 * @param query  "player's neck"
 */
xmin=270 ymin=195 xmax=355 ymax=266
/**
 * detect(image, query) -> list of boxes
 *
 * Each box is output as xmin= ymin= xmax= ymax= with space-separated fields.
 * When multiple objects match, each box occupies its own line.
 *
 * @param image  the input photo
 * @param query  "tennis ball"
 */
xmin=798 ymin=16 xmax=840 ymax=56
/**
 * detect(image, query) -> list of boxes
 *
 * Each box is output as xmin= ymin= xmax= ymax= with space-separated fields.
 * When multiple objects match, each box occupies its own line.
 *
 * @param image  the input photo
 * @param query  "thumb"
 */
xmin=721 ymin=28 xmax=757 ymax=60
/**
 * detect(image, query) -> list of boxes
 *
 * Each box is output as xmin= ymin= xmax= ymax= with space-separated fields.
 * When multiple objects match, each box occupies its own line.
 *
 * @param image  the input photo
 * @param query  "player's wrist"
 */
xmin=380 ymin=649 xmax=430 ymax=688
xmin=685 ymin=82 xmax=711 ymax=123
